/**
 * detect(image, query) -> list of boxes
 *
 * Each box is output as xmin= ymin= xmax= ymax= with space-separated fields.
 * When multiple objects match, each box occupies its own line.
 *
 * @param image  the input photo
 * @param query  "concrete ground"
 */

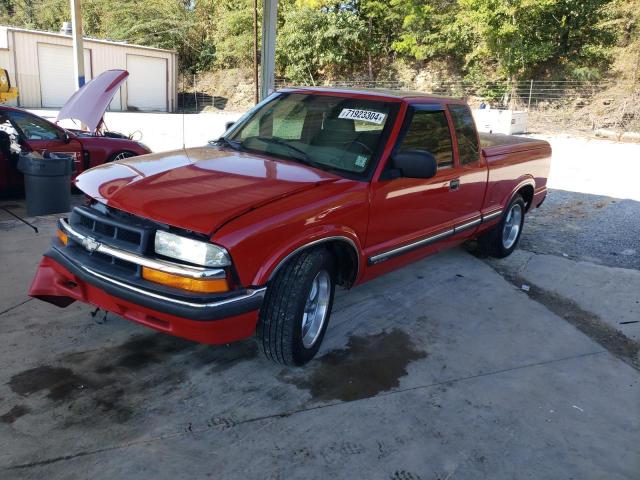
xmin=0 ymin=114 xmax=638 ymax=478
xmin=0 ymin=217 xmax=638 ymax=479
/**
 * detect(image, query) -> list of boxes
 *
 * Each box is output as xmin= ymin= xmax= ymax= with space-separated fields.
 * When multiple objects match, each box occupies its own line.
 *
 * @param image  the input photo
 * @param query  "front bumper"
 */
xmin=29 ymin=248 xmax=265 ymax=344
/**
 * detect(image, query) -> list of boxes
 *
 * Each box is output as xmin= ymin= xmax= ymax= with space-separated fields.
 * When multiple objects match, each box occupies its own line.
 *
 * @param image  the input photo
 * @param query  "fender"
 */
xmin=503 ymin=176 xmax=536 ymax=211
xmin=250 ymin=226 xmax=364 ymax=287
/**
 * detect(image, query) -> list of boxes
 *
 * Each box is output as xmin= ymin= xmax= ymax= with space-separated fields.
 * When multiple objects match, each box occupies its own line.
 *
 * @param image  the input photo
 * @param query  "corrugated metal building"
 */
xmin=0 ymin=25 xmax=177 ymax=112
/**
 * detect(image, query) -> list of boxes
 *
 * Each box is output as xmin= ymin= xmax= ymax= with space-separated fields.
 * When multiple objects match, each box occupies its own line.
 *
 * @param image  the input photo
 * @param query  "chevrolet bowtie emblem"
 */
xmin=82 ymin=237 xmax=100 ymax=253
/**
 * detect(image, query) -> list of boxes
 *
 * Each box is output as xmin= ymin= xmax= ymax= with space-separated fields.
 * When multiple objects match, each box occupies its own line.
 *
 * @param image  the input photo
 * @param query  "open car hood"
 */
xmin=56 ymin=70 xmax=128 ymax=133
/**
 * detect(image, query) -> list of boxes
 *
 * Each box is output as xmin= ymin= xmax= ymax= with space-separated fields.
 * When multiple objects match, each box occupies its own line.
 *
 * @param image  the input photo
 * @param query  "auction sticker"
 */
xmin=338 ymin=108 xmax=386 ymax=124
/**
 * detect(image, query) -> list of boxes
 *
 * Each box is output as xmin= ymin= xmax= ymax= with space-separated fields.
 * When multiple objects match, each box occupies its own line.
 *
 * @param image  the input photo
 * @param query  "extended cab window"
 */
xmin=448 ymin=105 xmax=479 ymax=165
xmin=228 ymin=93 xmax=395 ymax=175
xmin=398 ymin=109 xmax=453 ymax=168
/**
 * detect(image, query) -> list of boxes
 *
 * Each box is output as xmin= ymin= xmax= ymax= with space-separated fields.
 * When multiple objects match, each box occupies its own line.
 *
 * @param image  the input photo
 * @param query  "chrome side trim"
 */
xmin=368 ymin=209 xmax=506 ymax=265
xmin=481 ymin=209 xmax=503 ymax=222
xmin=82 ymin=264 xmax=266 ymax=309
xmin=59 ymin=219 xmax=226 ymax=280
xmin=268 ymin=236 xmax=361 ymax=282
xmin=454 ymin=218 xmax=481 ymax=233
xmin=368 ymin=229 xmax=455 ymax=265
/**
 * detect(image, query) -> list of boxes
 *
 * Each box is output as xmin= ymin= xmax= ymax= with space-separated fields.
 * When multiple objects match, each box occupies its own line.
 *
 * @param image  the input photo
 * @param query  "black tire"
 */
xmin=108 ymin=151 xmax=136 ymax=162
xmin=478 ymin=194 xmax=526 ymax=258
xmin=257 ymin=248 xmax=335 ymax=366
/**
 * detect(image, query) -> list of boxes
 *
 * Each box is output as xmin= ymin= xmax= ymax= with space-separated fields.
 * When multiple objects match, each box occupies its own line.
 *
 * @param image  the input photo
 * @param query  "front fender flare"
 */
xmin=251 ymin=229 xmax=364 ymax=286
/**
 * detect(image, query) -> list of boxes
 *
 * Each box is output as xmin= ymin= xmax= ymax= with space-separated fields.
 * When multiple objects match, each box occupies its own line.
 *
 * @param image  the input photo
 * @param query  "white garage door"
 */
xmin=38 ymin=44 xmax=92 ymax=108
xmin=126 ymin=55 xmax=167 ymax=111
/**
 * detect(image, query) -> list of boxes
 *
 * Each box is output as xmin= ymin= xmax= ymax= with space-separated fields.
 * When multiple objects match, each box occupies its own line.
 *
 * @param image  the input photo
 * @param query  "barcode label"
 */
xmin=338 ymin=109 xmax=386 ymax=124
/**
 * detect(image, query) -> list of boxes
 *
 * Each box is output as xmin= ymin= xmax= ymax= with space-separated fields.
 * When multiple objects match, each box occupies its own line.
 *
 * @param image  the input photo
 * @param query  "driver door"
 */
xmin=365 ymin=104 xmax=463 ymax=264
xmin=5 ymin=110 xmax=83 ymax=171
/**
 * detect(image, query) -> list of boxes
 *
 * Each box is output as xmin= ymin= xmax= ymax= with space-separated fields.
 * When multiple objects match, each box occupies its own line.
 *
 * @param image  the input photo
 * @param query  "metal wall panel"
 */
xmin=7 ymin=28 xmax=176 ymax=111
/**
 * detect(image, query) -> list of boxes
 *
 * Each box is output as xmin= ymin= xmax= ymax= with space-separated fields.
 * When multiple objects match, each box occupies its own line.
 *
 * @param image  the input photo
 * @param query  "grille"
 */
xmin=75 ymin=208 xmax=142 ymax=250
xmin=68 ymin=205 xmax=157 ymax=276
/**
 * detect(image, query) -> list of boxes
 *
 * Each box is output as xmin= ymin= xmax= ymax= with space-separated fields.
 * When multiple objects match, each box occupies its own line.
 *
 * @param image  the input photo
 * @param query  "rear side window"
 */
xmin=398 ymin=110 xmax=453 ymax=168
xmin=448 ymin=105 xmax=479 ymax=165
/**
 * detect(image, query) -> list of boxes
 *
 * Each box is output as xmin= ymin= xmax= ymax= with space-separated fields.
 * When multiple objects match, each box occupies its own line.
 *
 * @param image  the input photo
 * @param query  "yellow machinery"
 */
xmin=0 ymin=68 xmax=18 ymax=103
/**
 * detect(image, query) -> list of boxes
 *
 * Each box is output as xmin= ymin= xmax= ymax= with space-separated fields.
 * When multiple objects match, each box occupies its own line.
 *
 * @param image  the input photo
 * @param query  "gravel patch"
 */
xmin=521 ymin=188 xmax=640 ymax=270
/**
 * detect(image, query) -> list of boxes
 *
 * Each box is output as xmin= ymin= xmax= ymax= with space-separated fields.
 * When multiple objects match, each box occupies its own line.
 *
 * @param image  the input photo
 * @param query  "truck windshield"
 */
xmin=226 ymin=93 xmax=397 ymax=176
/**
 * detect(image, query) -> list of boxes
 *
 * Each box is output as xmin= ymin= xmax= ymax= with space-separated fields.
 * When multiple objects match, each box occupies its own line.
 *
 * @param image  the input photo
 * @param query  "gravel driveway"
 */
xmin=521 ymin=189 xmax=640 ymax=270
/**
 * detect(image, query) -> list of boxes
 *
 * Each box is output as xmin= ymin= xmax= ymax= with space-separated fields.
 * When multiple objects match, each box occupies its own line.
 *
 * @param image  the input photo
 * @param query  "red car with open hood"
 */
xmin=0 ymin=69 xmax=150 ymax=196
xmin=29 ymin=87 xmax=551 ymax=365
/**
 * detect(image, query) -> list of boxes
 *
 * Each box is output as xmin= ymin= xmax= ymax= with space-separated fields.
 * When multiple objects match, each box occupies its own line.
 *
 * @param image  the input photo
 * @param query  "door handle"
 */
xmin=449 ymin=178 xmax=460 ymax=191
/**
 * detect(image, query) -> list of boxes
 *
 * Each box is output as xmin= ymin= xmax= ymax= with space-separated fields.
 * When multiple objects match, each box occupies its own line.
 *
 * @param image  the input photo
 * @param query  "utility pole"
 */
xmin=253 ymin=0 xmax=259 ymax=104
xmin=70 ymin=0 xmax=85 ymax=89
xmin=260 ymin=0 xmax=277 ymax=100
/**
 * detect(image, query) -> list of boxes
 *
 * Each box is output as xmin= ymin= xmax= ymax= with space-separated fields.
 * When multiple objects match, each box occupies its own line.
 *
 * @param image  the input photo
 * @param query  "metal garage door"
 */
xmin=37 ymin=44 xmax=92 ymax=108
xmin=126 ymin=55 xmax=167 ymax=111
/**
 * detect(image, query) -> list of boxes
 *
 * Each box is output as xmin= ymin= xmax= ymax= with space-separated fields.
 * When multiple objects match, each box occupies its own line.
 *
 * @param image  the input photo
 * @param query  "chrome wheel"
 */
xmin=301 ymin=270 xmax=331 ymax=348
xmin=502 ymin=203 xmax=523 ymax=249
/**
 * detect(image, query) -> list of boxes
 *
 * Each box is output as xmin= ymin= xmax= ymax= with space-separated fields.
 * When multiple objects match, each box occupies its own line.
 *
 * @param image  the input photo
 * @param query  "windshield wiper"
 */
xmin=242 ymin=136 xmax=326 ymax=169
xmin=209 ymin=136 xmax=241 ymax=151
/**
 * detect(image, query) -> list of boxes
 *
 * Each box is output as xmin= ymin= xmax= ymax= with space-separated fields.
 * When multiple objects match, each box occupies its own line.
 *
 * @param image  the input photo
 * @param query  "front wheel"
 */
xmin=257 ymin=248 xmax=335 ymax=366
xmin=478 ymin=195 xmax=526 ymax=258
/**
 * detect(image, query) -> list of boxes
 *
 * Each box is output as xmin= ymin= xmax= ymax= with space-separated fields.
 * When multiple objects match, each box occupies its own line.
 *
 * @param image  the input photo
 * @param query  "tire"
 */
xmin=108 ymin=151 xmax=136 ymax=162
xmin=478 ymin=194 xmax=526 ymax=258
xmin=257 ymin=248 xmax=335 ymax=366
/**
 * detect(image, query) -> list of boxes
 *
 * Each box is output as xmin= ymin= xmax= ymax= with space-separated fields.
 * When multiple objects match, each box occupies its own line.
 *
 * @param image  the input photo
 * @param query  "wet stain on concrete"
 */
xmin=203 ymin=341 xmax=259 ymax=373
xmin=117 ymin=350 xmax=157 ymax=370
xmin=0 ymin=404 xmax=30 ymax=424
xmin=6 ymin=332 xmax=258 ymax=429
xmin=282 ymin=329 xmax=427 ymax=402
xmin=9 ymin=366 xmax=91 ymax=401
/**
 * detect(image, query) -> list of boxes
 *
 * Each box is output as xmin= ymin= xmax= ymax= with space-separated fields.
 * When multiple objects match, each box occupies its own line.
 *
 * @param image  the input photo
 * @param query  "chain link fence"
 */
xmin=179 ymin=73 xmax=639 ymax=136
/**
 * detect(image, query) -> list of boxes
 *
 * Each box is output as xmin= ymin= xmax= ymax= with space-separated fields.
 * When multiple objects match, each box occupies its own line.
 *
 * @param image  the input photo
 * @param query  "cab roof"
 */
xmin=278 ymin=86 xmax=463 ymax=103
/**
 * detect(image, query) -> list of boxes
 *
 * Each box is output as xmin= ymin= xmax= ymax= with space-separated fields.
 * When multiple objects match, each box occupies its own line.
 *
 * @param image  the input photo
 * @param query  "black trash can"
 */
xmin=17 ymin=151 xmax=75 ymax=217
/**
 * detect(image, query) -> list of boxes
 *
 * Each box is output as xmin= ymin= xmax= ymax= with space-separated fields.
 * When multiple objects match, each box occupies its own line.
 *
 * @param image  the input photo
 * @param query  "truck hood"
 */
xmin=75 ymin=146 xmax=341 ymax=235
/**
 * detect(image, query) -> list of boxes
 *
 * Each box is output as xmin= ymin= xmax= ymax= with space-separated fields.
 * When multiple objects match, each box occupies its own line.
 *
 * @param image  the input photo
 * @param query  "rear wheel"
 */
xmin=257 ymin=248 xmax=335 ymax=366
xmin=478 ymin=194 xmax=526 ymax=258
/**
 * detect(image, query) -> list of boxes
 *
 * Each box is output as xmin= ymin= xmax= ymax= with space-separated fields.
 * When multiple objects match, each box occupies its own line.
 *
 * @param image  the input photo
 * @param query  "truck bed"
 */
xmin=480 ymin=133 xmax=550 ymax=158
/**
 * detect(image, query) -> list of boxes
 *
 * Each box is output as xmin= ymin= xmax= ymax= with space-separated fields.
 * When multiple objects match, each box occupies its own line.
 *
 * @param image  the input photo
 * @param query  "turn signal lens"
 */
xmin=142 ymin=267 xmax=229 ymax=293
xmin=56 ymin=229 xmax=68 ymax=246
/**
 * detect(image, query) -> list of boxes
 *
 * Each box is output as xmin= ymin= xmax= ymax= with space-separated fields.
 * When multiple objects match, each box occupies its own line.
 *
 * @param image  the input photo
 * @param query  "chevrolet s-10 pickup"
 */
xmin=29 ymin=87 xmax=551 ymax=365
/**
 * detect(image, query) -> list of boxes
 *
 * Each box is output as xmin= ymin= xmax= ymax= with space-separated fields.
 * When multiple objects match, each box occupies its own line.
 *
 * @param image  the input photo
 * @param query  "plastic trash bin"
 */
xmin=17 ymin=151 xmax=75 ymax=216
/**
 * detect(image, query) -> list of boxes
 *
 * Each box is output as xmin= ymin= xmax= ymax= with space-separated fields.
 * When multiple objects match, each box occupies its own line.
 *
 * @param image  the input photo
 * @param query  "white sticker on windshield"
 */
xmin=355 ymin=155 xmax=368 ymax=168
xmin=338 ymin=108 xmax=386 ymax=124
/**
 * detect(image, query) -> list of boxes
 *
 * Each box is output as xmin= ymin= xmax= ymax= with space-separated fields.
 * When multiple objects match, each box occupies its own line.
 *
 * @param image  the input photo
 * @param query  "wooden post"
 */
xmin=193 ymin=73 xmax=198 ymax=111
xmin=253 ymin=0 xmax=259 ymax=105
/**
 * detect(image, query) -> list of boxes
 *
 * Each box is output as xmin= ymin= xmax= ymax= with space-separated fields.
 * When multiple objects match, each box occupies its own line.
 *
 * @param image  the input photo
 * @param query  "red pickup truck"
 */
xmin=30 ymin=88 xmax=551 ymax=365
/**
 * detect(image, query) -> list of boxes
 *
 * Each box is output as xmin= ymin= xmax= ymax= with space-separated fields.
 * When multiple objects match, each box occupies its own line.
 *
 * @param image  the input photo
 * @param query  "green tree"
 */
xmin=277 ymin=5 xmax=369 ymax=83
xmin=391 ymin=0 xmax=466 ymax=63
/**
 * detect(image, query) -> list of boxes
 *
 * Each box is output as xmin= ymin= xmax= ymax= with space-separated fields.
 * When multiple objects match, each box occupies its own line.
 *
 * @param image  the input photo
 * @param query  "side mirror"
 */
xmin=225 ymin=121 xmax=235 ymax=131
xmin=392 ymin=149 xmax=437 ymax=179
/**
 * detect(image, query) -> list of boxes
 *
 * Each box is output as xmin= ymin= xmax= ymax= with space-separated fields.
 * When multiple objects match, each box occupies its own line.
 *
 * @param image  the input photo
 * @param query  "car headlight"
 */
xmin=154 ymin=231 xmax=231 ymax=267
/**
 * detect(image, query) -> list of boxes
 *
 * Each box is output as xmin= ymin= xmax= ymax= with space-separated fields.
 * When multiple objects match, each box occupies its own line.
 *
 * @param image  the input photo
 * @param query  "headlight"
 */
xmin=154 ymin=231 xmax=231 ymax=267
